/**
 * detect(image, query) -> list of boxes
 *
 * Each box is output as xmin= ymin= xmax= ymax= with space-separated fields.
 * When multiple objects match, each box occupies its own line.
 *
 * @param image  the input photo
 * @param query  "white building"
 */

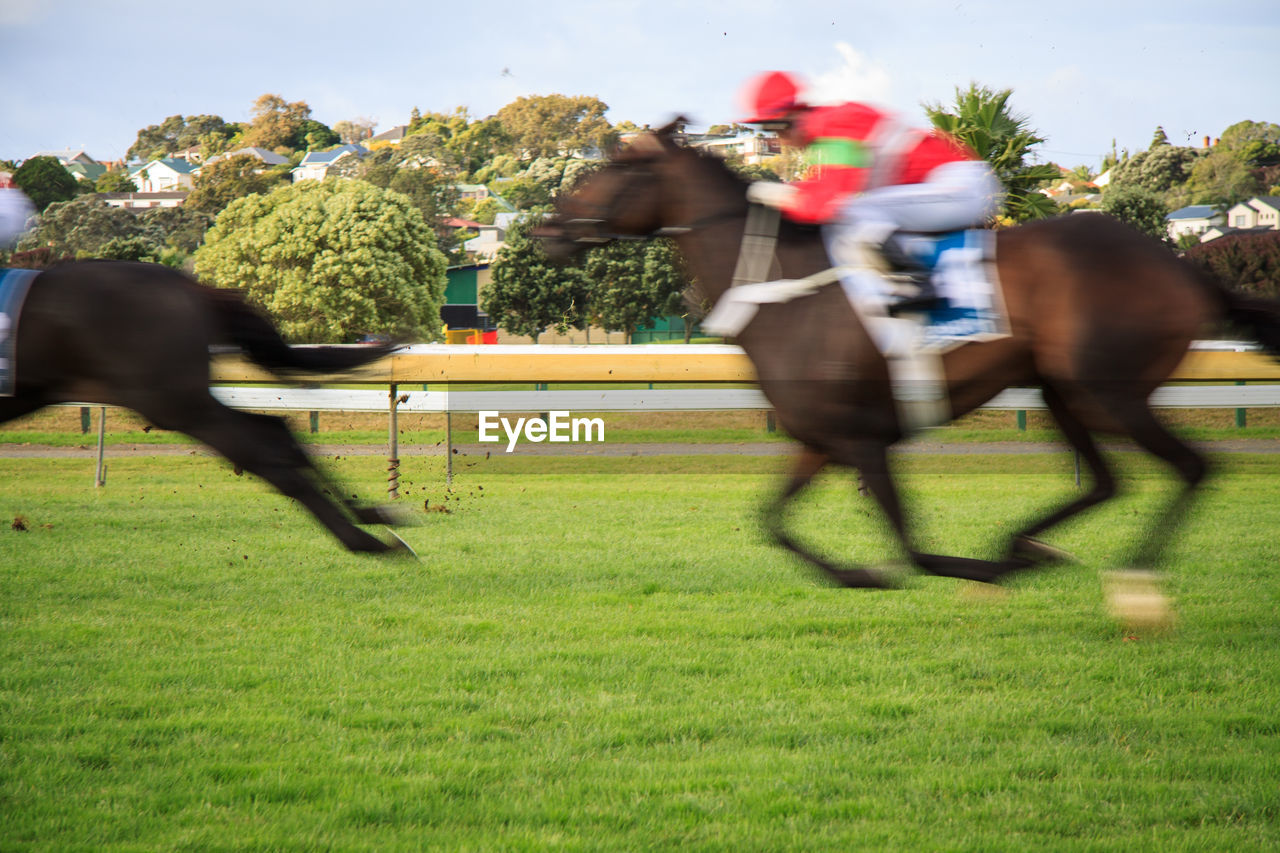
xmin=128 ymin=158 xmax=197 ymax=192
xmin=1165 ymin=204 xmax=1223 ymax=242
xmin=291 ymin=144 xmax=366 ymax=182
xmin=1225 ymin=196 xmax=1280 ymax=230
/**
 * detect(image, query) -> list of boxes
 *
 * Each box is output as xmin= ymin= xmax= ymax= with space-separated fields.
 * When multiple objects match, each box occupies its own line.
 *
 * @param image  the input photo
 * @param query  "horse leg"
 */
xmin=1113 ymin=404 xmax=1208 ymax=569
xmin=236 ymin=411 xmax=405 ymax=526
xmin=764 ymin=446 xmax=895 ymax=589
xmin=1004 ymin=383 xmax=1118 ymax=567
xmin=142 ymin=396 xmax=403 ymax=554
xmin=842 ymin=439 xmax=1014 ymax=584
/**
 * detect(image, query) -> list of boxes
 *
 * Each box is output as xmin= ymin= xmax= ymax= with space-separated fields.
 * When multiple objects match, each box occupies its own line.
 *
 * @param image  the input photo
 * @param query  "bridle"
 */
xmin=558 ymin=158 xmax=746 ymax=245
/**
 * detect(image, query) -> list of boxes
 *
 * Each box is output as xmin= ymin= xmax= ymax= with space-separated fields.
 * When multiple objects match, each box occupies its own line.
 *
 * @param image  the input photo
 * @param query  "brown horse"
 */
xmin=0 ymin=261 xmax=408 ymax=554
xmin=541 ymin=126 xmax=1280 ymax=588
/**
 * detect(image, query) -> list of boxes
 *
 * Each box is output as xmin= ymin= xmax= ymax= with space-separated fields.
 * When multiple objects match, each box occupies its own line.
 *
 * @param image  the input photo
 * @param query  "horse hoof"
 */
xmin=1103 ymin=570 xmax=1175 ymax=633
xmin=1012 ymin=536 xmax=1076 ymax=566
xmin=381 ymin=527 xmax=419 ymax=559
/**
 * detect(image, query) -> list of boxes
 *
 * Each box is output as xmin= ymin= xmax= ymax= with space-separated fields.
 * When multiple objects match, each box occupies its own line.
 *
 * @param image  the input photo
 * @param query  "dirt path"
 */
xmin=4 ymin=438 xmax=1279 ymax=458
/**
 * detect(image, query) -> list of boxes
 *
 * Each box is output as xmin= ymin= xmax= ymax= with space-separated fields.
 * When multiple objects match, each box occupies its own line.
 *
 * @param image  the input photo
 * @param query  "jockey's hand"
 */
xmin=746 ymin=181 xmax=797 ymax=210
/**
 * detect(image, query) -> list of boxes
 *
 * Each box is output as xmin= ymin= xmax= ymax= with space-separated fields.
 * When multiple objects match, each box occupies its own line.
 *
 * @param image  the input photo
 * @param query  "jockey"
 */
xmin=0 ymin=174 xmax=36 ymax=250
xmin=739 ymin=71 xmax=1003 ymax=313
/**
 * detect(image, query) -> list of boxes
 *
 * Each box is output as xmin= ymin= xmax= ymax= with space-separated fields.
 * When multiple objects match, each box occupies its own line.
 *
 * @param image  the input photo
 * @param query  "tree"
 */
xmin=334 ymin=118 xmax=376 ymax=144
xmin=1151 ymin=126 xmax=1169 ymax=148
xmin=242 ymin=94 xmax=312 ymax=152
xmin=13 ymin=156 xmax=79 ymax=211
xmin=582 ymin=238 xmax=689 ymax=343
xmin=136 ymin=205 xmax=215 ymax=254
xmin=185 ymin=154 xmax=288 ymax=215
xmin=1179 ymin=146 xmax=1261 ymax=207
xmin=495 ymin=94 xmax=617 ymax=160
xmin=294 ymin=119 xmax=340 ymax=152
xmin=94 ymin=169 xmax=137 ymax=193
xmin=127 ymin=114 xmax=232 ymax=160
xmin=1109 ymin=144 xmax=1201 ymax=197
xmin=923 ymin=84 xmax=1061 ymax=222
xmin=193 ymin=180 xmax=446 ymax=342
xmin=1219 ymin=120 xmax=1280 ymax=166
xmin=128 ymin=114 xmax=186 ymax=161
xmin=401 ymin=108 xmax=511 ymax=179
xmin=484 ymin=214 xmax=590 ymax=342
xmin=16 ymin=195 xmax=153 ymax=257
xmin=1100 ymin=186 xmax=1169 ymax=243
xmin=1184 ymin=232 xmax=1280 ymax=299
xmin=338 ymin=144 xmax=461 ymax=228
xmin=97 ymin=236 xmax=164 ymax=263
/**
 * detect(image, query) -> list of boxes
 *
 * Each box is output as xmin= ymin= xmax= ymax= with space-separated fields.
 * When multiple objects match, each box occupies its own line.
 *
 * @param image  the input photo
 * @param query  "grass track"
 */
xmin=1 ymin=451 xmax=1279 ymax=849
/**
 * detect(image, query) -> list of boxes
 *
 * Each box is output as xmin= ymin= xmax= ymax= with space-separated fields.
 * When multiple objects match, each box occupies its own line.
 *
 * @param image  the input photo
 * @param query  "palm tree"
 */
xmin=923 ymin=84 xmax=1061 ymax=222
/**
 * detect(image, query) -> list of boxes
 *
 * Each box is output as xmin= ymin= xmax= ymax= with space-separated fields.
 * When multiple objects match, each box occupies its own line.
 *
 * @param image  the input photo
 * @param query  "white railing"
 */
xmin=206 ymin=384 xmax=1280 ymax=414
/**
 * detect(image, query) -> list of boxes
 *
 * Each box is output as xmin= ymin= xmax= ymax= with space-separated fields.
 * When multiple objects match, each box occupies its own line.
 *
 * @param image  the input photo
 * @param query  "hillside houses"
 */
xmin=1169 ymin=197 xmax=1280 ymax=243
xmin=291 ymin=144 xmax=367 ymax=182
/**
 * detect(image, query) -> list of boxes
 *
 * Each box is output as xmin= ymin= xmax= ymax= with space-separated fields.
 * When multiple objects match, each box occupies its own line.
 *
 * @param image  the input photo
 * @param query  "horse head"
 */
xmin=539 ymin=119 xmax=745 ymax=259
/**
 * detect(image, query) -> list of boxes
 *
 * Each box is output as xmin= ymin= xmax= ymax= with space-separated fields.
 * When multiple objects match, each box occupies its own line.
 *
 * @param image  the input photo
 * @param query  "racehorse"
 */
xmin=540 ymin=124 xmax=1280 ymax=588
xmin=0 ymin=261 xmax=407 ymax=554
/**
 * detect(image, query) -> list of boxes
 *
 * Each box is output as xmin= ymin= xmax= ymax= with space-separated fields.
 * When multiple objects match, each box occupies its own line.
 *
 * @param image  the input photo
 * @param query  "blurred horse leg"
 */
xmin=133 ymin=391 xmax=400 ymax=553
xmin=764 ymin=446 xmax=896 ymax=589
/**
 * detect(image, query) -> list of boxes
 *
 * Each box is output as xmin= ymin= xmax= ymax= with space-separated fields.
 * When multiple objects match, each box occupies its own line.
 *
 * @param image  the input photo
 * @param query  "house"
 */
xmin=369 ymin=125 xmax=408 ymax=146
xmin=128 ymin=157 xmax=197 ymax=192
xmin=1166 ymin=204 xmax=1223 ymax=242
xmin=172 ymin=145 xmax=204 ymax=163
xmin=463 ymin=212 xmax=522 ymax=261
xmin=1194 ymin=197 xmax=1280 ymax=242
xmin=290 ymin=144 xmax=366 ymax=182
xmin=98 ymin=191 xmax=189 ymax=210
xmin=688 ymin=132 xmax=781 ymax=166
xmin=456 ymin=183 xmax=491 ymax=201
xmin=1225 ymin=196 xmax=1280 ymax=230
xmin=34 ymin=148 xmax=105 ymax=183
xmin=205 ymin=147 xmax=290 ymax=168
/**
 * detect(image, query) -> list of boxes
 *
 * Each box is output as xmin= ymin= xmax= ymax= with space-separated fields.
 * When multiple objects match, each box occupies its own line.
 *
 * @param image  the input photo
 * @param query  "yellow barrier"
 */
xmin=209 ymin=344 xmax=1280 ymax=385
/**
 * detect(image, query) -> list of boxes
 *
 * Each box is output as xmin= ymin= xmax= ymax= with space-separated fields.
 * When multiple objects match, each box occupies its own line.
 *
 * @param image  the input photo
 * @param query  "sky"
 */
xmin=1 ymin=0 xmax=1277 ymax=170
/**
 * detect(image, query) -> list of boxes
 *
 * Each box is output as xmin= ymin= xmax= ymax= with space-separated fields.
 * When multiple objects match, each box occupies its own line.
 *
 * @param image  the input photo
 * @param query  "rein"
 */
xmin=562 ymin=206 xmax=743 ymax=244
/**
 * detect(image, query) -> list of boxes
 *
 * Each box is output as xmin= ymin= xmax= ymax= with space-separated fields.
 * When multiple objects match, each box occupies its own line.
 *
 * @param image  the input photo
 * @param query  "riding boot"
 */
xmin=880 ymin=232 xmax=942 ymax=316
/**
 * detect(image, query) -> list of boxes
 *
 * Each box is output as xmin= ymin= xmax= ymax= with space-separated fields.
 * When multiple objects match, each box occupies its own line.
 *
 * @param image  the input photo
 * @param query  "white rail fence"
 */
xmin=56 ymin=381 xmax=1280 ymax=493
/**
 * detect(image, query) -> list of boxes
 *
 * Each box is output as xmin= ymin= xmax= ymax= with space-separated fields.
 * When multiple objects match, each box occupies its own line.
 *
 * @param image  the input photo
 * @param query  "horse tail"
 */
xmin=207 ymin=287 xmax=396 ymax=374
xmin=1192 ymin=265 xmax=1280 ymax=356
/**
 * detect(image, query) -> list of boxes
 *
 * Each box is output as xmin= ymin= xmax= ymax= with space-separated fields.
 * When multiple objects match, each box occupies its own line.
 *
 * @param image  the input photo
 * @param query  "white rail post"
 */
xmin=387 ymin=384 xmax=400 ymax=499
xmin=94 ymin=407 xmax=107 ymax=487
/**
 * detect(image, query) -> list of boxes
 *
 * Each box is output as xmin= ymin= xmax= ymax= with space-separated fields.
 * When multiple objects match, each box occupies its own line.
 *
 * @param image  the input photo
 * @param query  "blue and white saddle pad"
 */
xmin=896 ymin=229 xmax=1006 ymax=346
xmin=0 ymin=268 xmax=38 ymax=396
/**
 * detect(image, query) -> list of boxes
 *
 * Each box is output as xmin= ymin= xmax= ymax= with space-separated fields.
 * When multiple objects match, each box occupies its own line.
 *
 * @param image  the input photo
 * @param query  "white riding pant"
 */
xmin=824 ymin=160 xmax=1004 ymax=262
xmin=0 ymin=188 xmax=36 ymax=249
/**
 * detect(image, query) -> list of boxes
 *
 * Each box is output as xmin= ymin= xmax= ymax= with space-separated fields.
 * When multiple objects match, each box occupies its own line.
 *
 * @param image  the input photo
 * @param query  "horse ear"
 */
xmin=656 ymin=116 xmax=691 ymax=139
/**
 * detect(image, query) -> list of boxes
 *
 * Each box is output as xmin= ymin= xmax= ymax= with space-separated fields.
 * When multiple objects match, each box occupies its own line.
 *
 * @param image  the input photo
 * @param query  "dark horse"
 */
xmin=0 ymin=261 xmax=407 ymax=554
xmin=542 ymin=126 xmax=1280 ymax=587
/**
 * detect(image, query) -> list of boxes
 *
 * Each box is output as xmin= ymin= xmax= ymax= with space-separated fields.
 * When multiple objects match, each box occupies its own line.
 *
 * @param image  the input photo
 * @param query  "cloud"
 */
xmin=805 ymin=43 xmax=893 ymax=106
xmin=0 ymin=0 xmax=44 ymax=27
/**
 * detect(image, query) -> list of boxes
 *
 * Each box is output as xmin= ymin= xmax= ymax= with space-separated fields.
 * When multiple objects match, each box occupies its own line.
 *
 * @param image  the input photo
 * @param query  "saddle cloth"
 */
xmin=893 ymin=229 xmax=1007 ymax=347
xmin=0 ymin=269 xmax=38 ymax=396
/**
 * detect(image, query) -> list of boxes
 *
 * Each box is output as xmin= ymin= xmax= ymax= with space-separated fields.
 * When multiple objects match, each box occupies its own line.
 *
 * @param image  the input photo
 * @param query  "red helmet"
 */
xmin=741 ymin=71 xmax=805 ymax=123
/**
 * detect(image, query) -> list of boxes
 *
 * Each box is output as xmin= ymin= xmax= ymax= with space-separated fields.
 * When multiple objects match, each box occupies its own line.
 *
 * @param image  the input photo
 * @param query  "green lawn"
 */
xmin=1 ymin=451 xmax=1278 ymax=849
